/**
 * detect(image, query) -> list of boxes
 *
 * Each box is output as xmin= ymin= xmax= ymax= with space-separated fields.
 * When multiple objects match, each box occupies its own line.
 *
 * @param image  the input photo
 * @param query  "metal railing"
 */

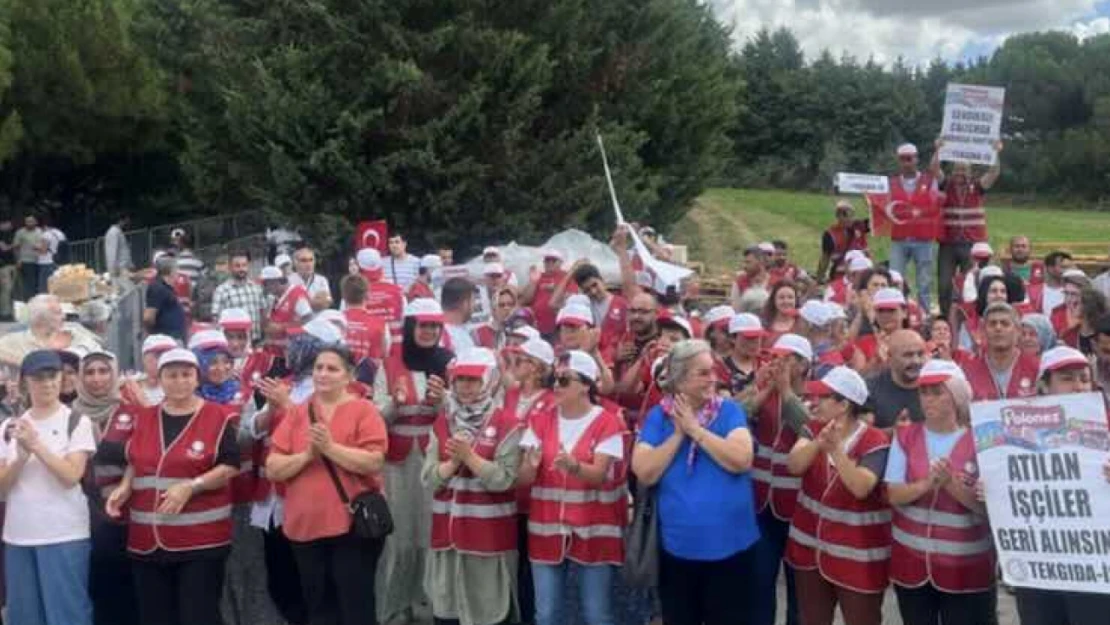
xmin=107 ymin=283 xmax=146 ymax=373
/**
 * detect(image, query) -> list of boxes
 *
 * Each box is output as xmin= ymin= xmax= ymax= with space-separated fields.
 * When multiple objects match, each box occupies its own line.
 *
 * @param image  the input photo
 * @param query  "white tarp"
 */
xmin=460 ymin=229 xmax=623 ymax=285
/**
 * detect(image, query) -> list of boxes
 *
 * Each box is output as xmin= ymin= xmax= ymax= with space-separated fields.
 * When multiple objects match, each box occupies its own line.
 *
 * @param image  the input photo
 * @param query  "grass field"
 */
xmin=672 ymin=188 xmax=1110 ymax=279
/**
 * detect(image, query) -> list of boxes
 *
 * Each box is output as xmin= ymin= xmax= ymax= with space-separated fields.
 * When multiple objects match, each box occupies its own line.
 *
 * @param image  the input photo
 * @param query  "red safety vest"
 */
xmin=383 ymin=357 xmax=439 ymax=463
xmin=224 ymin=386 xmax=257 ymax=505
xmin=752 ymin=391 xmax=801 ymax=521
xmin=734 ymin=272 xmax=769 ymax=299
xmin=366 ymin=280 xmax=405 ymax=346
xmin=826 ymin=277 xmax=851 ymax=305
xmin=597 ymin=295 xmax=629 ymax=355
xmin=890 ymin=424 xmax=995 ymax=592
xmin=887 ymin=174 xmax=941 ymax=241
xmin=125 ymin=403 xmax=234 ymax=554
xmin=269 ymin=283 xmax=310 ymax=336
xmin=785 ymin=421 xmax=891 ymax=594
xmin=1002 ymin=259 xmax=1045 ymax=287
xmin=473 ymin=323 xmax=498 ymax=350
xmin=1050 ymin=303 xmax=1075 ymax=339
xmin=769 ymin=264 xmax=801 ymax=286
xmin=825 ymin=222 xmax=870 ymax=273
xmin=527 ymin=406 xmax=627 ymax=566
xmin=504 ymin=387 xmax=556 ymax=515
xmin=961 ymin=352 xmax=1040 ymax=401
xmin=533 ymin=270 xmax=570 ymax=335
xmin=94 ymin=404 xmax=144 ymax=514
xmin=406 ymin=280 xmax=435 ymax=301
xmin=344 ymin=307 xmax=387 ymax=362
xmin=940 ymin=183 xmax=987 ymax=243
xmin=236 ymin=350 xmax=274 ymax=386
xmin=429 ymin=410 xmax=519 ymax=554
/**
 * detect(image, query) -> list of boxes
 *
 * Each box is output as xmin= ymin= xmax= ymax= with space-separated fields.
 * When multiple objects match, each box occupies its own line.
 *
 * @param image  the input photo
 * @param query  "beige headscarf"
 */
xmin=72 ymin=352 xmax=122 ymax=428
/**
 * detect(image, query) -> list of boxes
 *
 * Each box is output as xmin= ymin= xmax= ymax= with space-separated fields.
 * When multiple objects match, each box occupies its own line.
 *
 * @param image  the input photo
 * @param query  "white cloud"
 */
xmin=709 ymin=0 xmax=1103 ymax=65
xmin=1072 ymin=16 xmax=1110 ymax=40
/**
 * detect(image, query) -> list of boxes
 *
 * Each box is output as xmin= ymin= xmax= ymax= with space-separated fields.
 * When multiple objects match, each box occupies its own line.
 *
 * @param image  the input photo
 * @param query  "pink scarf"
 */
xmin=661 ymin=394 xmax=723 ymax=471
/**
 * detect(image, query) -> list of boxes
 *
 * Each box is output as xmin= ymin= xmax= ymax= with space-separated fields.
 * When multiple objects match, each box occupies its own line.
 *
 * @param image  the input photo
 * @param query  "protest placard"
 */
xmin=939 ymin=83 xmax=1006 ymax=166
xmin=835 ymin=173 xmax=890 ymax=195
xmin=971 ymin=392 xmax=1110 ymax=593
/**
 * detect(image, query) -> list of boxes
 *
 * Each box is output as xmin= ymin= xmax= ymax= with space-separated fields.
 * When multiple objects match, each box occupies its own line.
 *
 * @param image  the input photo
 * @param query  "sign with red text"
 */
xmin=939 ymin=83 xmax=1005 ymax=165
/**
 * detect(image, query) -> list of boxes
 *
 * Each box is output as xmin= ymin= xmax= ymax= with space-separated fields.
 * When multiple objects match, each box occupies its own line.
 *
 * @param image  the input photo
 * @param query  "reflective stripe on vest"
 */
xmin=528 ymin=521 xmax=623 ymax=539
xmin=531 ymin=486 xmax=626 ymax=505
xmin=897 ymin=504 xmax=982 ymax=529
xmin=95 ymin=465 xmax=126 ymax=479
xmin=772 ymin=475 xmax=802 ymax=489
xmin=391 ymin=423 xmax=433 ymax=437
xmin=131 ymin=506 xmax=233 ymax=527
xmin=431 ymin=499 xmax=515 ymax=519
xmin=397 ymin=405 xmax=437 ymax=417
xmin=788 ymin=525 xmax=890 ymax=563
xmin=892 ymin=526 xmax=992 ymax=556
xmin=133 ymin=476 xmax=190 ymax=490
xmin=797 ymin=492 xmax=892 ymax=527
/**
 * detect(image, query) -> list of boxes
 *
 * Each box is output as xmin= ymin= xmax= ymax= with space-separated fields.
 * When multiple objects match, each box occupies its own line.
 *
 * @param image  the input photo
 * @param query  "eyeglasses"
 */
xmin=629 ymin=308 xmax=655 ymax=315
xmin=555 ymin=375 xmax=576 ymax=388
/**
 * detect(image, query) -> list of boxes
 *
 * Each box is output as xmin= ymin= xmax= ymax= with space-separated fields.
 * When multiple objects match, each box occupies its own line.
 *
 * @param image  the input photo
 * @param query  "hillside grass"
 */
xmin=673 ymin=188 xmax=1110 ymax=279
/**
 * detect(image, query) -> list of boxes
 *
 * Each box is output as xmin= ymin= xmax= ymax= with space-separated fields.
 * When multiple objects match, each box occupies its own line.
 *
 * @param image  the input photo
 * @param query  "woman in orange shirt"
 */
xmin=266 ymin=346 xmax=388 ymax=625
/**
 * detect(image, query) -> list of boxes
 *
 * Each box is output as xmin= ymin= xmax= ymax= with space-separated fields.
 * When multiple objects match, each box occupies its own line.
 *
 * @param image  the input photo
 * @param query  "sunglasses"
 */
xmin=555 ymin=375 xmax=577 ymax=388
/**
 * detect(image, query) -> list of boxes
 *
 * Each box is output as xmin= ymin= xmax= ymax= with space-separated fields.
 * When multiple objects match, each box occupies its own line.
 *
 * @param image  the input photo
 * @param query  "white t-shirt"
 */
xmin=0 ymin=406 xmax=97 ymax=545
xmin=446 ymin=323 xmax=476 ymax=353
xmin=288 ymin=273 xmax=331 ymax=300
xmin=1042 ymin=284 xmax=1064 ymax=315
xmin=521 ymin=406 xmax=624 ymax=459
xmin=37 ymin=228 xmax=66 ymax=265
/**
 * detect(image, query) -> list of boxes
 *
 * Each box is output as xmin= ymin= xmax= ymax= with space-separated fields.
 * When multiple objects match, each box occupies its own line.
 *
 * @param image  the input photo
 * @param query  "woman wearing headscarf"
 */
xmin=373 ymin=299 xmax=453 ymax=624
xmin=885 ymin=360 xmax=995 ymax=625
xmin=422 ymin=347 xmax=523 ymax=625
xmin=1019 ymin=313 xmax=1057 ymax=358
xmin=82 ymin=350 xmax=143 ymax=625
xmin=475 ymin=287 xmax=519 ymax=350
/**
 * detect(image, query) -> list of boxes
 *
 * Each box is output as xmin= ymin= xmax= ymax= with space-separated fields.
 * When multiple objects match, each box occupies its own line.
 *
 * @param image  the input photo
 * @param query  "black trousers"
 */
xmin=659 ymin=546 xmax=757 ymax=625
xmin=1015 ymin=587 xmax=1110 ymax=625
xmin=264 ymin=526 xmax=309 ymax=625
xmin=937 ymin=241 xmax=974 ymax=319
xmin=516 ymin=514 xmax=535 ymax=625
xmin=894 ymin=583 xmax=997 ymax=625
xmin=132 ymin=556 xmax=227 ymax=625
xmin=90 ymin=520 xmax=138 ymax=625
xmin=290 ymin=530 xmax=385 ymax=625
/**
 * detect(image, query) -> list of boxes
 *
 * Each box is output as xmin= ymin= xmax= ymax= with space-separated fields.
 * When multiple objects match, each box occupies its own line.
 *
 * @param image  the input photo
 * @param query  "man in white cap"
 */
xmin=356 ymin=248 xmax=406 ymax=348
xmin=818 ymin=199 xmax=870 ymax=284
xmin=287 ymin=245 xmax=332 ymax=312
xmin=520 ymin=248 xmax=570 ymax=338
xmin=407 ymin=254 xmax=442 ymax=301
xmin=385 ymin=232 xmax=421 ymax=290
xmin=481 ymin=246 xmax=519 ymax=287
xmin=886 ymin=141 xmax=943 ymax=313
xmin=937 ymin=140 xmax=1003 ymax=319
xmin=274 ymin=253 xmax=293 ymax=277
xmin=261 ymin=264 xmax=313 ymax=349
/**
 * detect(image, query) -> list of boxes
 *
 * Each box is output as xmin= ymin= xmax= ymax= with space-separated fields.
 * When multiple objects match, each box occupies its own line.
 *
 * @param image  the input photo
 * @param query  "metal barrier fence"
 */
xmin=107 ymin=283 xmax=146 ymax=373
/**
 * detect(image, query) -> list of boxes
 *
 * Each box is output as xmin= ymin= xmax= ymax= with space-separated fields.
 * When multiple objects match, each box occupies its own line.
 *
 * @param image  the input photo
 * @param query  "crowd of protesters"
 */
xmin=0 ymin=141 xmax=1109 ymax=625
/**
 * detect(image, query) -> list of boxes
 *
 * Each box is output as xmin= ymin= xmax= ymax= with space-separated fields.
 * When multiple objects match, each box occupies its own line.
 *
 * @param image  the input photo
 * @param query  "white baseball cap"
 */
xmin=657 ymin=311 xmax=692 ymax=339
xmin=889 ymin=270 xmax=905 ymax=286
xmin=158 ymin=347 xmax=198 ymax=370
xmin=728 ymin=312 xmax=766 ymax=338
xmin=482 ymin=246 xmax=501 ymax=258
xmin=302 ymin=318 xmax=344 ymax=345
xmin=260 ymin=266 xmax=284 ymax=281
xmin=217 ymin=308 xmax=252 ymax=332
xmin=971 ymin=242 xmax=994 ymax=259
xmin=420 ymin=254 xmax=443 ymax=270
xmin=825 ymin=302 xmax=847 ymax=321
xmin=770 ymin=333 xmax=813 ymax=361
xmin=187 ymin=329 xmax=229 ymax=352
xmin=541 ymin=248 xmax=564 ymax=261
xmin=404 ymin=298 xmax=445 ymax=323
xmin=507 ymin=324 xmax=541 ymax=342
xmin=315 ymin=309 xmax=348 ymax=331
xmin=560 ymin=350 xmax=599 ymax=383
xmin=897 ymin=143 xmax=918 ymax=156
xmin=873 ymin=288 xmax=907 ymax=310
xmin=518 ymin=338 xmax=555 ymax=367
xmin=757 ymin=242 xmax=776 ymax=255
xmin=142 ymin=334 xmax=178 ymax=355
xmin=835 ymin=199 xmax=854 ymax=212
xmin=274 ymin=253 xmax=292 ymax=268
xmin=483 ymin=262 xmax=505 ymax=276
xmin=357 ymin=248 xmax=383 ymax=272
xmin=848 ymin=255 xmax=873 ymax=273
xmin=979 ymin=265 xmax=1004 ymax=280
xmin=451 ymin=347 xmax=498 ymax=379
xmin=566 ymin=294 xmax=591 ymax=309
xmin=798 ymin=300 xmax=833 ymax=328
xmin=1062 ymin=268 xmax=1089 ymax=283
xmin=806 ymin=366 xmax=869 ymax=406
xmin=557 ymin=304 xmax=594 ymax=327
xmin=918 ymin=359 xmax=968 ymax=386
xmin=845 ymin=250 xmax=866 ymax=264
xmin=1038 ymin=346 xmax=1090 ymax=380
xmin=703 ymin=305 xmax=734 ymax=329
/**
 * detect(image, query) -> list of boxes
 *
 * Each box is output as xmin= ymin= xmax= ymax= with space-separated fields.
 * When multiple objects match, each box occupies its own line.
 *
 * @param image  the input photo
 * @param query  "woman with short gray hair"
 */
xmin=632 ymin=339 xmax=759 ymax=625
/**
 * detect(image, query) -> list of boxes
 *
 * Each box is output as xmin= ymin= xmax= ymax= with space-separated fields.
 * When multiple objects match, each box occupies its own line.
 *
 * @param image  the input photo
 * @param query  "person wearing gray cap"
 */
xmin=0 ymin=349 xmax=98 ymax=625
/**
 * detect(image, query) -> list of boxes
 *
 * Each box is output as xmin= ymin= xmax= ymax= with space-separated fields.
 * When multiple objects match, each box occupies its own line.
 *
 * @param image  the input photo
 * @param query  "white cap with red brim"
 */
xmin=770 ymin=333 xmax=813 ymax=361
xmin=217 ymin=308 xmax=252 ymax=332
xmin=561 ymin=350 xmax=600 ymax=383
xmin=1062 ymin=268 xmax=1089 ymax=282
xmin=805 ymin=366 xmax=869 ymax=406
xmin=482 ymin=246 xmax=501 ymax=258
xmin=420 ymin=254 xmax=443 ymax=270
xmin=483 ymin=262 xmax=505 ymax=276
xmin=889 ymin=270 xmax=904 ymax=286
xmin=971 ymin=242 xmax=994 ymax=259
xmin=873 ymin=288 xmax=907 ymax=310
xmin=703 ymin=305 xmax=734 ymax=329
xmin=848 ymin=255 xmax=873 ymax=273
xmin=158 ymin=348 xmax=199 ymax=370
xmin=897 ymin=143 xmax=918 ymax=156
xmin=657 ymin=312 xmax=692 ymax=339
xmin=826 ymin=302 xmax=847 ymax=321
xmin=979 ymin=265 xmax=1003 ymax=280
xmin=404 ymin=298 xmax=445 ymax=323
xmin=1038 ymin=346 xmax=1090 ymax=380
xmin=302 ymin=318 xmax=345 ymax=345
xmin=541 ymin=248 xmax=564 ymax=261
xmin=728 ymin=312 xmax=766 ymax=337
xmin=507 ymin=325 xmax=541 ymax=341
xmin=917 ymin=359 xmax=968 ymax=386
xmin=260 ymin=266 xmax=284 ymax=281
xmin=451 ymin=347 xmax=498 ymax=380
xmin=557 ymin=304 xmax=594 ymax=328
xmin=357 ymin=248 xmax=383 ymax=272
xmin=187 ymin=329 xmax=229 ymax=352
xmin=799 ymin=300 xmax=833 ymax=328
xmin=758 ymin=242 xmax=776 ymax=255
xmin=142 ymin=334 xmax=178 ymax=355
xmin=518 ymin=338 xmax=555 ymax=367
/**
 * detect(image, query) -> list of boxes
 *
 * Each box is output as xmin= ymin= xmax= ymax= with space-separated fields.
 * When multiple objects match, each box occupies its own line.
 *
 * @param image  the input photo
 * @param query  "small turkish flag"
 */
xmin=355 ymin=220 xmax=389 ymax=254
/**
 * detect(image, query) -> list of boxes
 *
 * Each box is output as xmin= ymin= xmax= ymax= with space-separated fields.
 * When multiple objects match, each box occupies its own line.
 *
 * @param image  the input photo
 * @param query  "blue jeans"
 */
xmin=532 ymin=560 xmax=615 ymax=625
xmin=751 ymin=510 xmax=798 ymax=625
xmin=890 ymin=239 xmax=934 ymax=312
xmin=5 ymin=539 xmax=93 ymax=625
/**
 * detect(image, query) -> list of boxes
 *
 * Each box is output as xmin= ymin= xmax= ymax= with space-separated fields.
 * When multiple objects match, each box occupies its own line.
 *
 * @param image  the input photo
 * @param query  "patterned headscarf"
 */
xmin=287 ymin=332 xmax=325 ymax=381
xmin=196 ymin=346 xmax=241 ymax=405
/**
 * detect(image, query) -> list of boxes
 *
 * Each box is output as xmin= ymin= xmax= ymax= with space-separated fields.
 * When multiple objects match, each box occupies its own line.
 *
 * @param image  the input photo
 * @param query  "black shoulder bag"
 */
xmin=309 ymin=403 xmax=394 ymax=540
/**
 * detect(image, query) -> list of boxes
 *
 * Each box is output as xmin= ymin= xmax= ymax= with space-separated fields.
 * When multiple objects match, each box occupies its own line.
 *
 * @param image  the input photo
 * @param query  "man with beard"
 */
xmin=1001 ymin=235 xmax=1044 ymax=288
xmin=612 ymin=293 xmax=660 ymax=415
xmin=865 ymin=329 xmax=927 ymax=429
xmin=731 ymin=245 xmax=771 ymax=309
xmin=211 ymin=250 xmax=267 ymax=342
xmin=1030 ymin=250 xmax=1073 ymax=315
xmin=961 ymin=302 xmax=1041 ymax=401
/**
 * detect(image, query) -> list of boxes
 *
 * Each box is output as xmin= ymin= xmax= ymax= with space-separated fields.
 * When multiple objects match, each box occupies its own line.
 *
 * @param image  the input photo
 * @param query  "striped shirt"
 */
xmin=176 ymin=250 xmax=205 ymax=285
xmin=383 ymin=254 xmax=421 ymax=290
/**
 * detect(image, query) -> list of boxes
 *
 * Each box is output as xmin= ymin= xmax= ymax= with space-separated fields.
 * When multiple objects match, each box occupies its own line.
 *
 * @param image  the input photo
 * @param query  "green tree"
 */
xmin=0 ymin=0 xmax=23 ymax=163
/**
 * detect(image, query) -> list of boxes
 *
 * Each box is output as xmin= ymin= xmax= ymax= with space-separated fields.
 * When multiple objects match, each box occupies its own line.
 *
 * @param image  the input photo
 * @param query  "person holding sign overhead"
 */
xmin=884 ymin=359 xmax=996 ymax=625
xmin=1013 ymin=345 xmax=1110 ymax=625
xmin=887 ymin=143 xmax=943 ymax=314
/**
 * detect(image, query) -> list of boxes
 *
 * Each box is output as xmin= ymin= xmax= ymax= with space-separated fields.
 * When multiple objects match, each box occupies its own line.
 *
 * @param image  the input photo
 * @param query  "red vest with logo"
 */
xmin=825 ymin=222 xmax=870 ymax=273
xmin=769 ymin=264 xmax=801 ymax=286
xmin=826 ymin=277 xmax=851 ymax=305
xmin=223 ymin=387 xmax=258 ymax=505
xmin=1002 ymin=259 xmax=1045 ymax=287
xmin=961 ymin=352 xmax=1040 ymax=401
xmin=940 ymin=183 xmax=987 ymax=243
xmin=344 ymin=307 xmax=387 ymax=363
xmin=890 ymin=424 xmax=995 ymax=592
xmin=94 ymin=404 xmax=144 ymax=520
xmin=752 ymin=392 xmax=801 ymax=520
xmin=504 ymin=387 xmax=556 ymax=515
xmin=270 ymin=284 xmax=310 ymax=332
xmin=527 ymin=406 xmax=628 ymax=566
xmin=785 ymin=421 xmax=891 ymax=594
xmin=734 ymin=272 xmax=768 ymax=299
xmin=533 ymin=271 xmax=570 ymax=335
xmin=125 ymin=402 xmax=234 ymax=554
xmin=887 ymin=174 xmax=941 ymax=241
xmin=429 ymin=410 xmax=519 ymax=554
xmin=406 ymin=280 xmax=435 ymax=301
xmin=237 ymin=350 xmax=274 ymax=386
xmin=598 ymin=295 xmax=629 ymax=355
xmin=383 ymin=357 xmax=439 ymax=463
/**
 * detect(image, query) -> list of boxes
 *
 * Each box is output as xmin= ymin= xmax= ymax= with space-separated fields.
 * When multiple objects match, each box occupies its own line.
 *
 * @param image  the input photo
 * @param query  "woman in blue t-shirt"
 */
xmin=632 ymin=339 xmax=760 ymax=625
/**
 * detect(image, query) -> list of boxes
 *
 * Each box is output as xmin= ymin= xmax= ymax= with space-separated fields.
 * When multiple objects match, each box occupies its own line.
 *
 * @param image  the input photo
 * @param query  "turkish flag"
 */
xmin=355 ymin=220 xmax=389 ymax=253
xmin=865 ymin=193 xmax=918 ymax=238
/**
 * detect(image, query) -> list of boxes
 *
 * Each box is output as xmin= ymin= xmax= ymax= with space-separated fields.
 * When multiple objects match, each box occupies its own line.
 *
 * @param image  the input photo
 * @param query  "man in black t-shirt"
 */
xmin=0 ymin=218 xmax=15 ymax=320
xmin=144 ymin=254 xmax=187 ymax=342
xmin=865 ymin=329 xmax=926 ymax=428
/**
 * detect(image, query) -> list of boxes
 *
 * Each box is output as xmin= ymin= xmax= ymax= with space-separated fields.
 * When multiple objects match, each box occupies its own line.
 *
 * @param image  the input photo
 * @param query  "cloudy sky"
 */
xmin=709 ymin=0 xmax=1110 ymax=65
